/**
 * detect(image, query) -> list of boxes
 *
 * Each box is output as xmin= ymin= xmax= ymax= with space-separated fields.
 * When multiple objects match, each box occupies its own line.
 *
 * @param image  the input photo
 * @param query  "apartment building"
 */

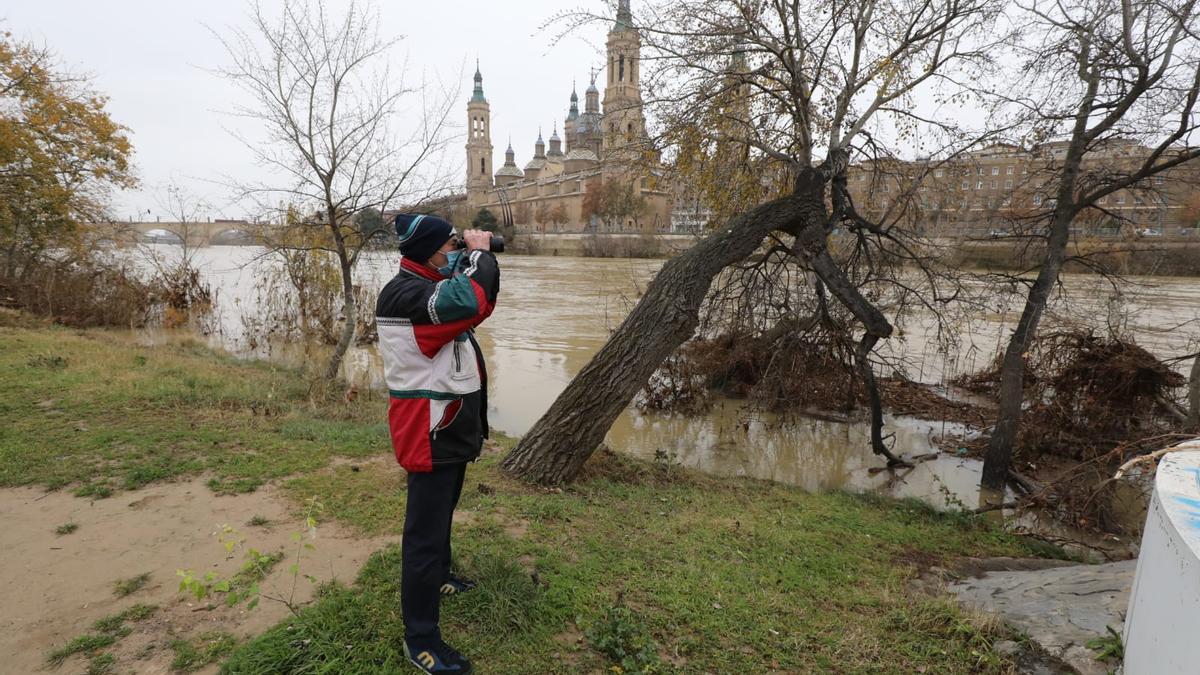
xmin=845 ymin=141 xmax=1200 ymax=239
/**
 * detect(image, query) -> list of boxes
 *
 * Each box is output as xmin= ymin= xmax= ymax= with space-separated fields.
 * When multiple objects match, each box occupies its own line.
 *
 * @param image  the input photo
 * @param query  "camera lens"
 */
xmin=454 ymin=235 xmax=504 ymax=253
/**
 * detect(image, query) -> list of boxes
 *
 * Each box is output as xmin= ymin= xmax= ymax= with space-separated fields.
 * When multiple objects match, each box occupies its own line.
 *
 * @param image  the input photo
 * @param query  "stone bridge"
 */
xmin=95 ymin=220 xmax=261 ymax=247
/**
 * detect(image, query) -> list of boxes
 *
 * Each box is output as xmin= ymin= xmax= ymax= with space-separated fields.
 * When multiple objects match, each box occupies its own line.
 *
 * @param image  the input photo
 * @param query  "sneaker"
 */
xmin=403 ymin=640 xmax=473 ymax=674
xmin=439 ymin=573 xmax=477 ymax=596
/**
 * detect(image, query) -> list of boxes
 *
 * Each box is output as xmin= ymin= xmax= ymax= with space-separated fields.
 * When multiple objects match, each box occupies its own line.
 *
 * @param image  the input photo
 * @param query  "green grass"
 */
xmin=0 ymin=319 xmax=390 ymax=496
xmin=170 ymin=631 xmax=239 ymax=672
xmin=46 ymin=633 xmax=122 ymax=667
xmin=47 ymin=602 xmax=160 ymax=667
xmin=233 ymin=449 xmax=1048 ymax=674
xmin=55 ymin=521 xmax=79 ymax=535
xmin=4 ymin=316 xmax=1059 ymax=673
xmin=113 ymin=572 xmax=152 ymax=597
xmin=85 ymin=652 xmax=116 ymax=675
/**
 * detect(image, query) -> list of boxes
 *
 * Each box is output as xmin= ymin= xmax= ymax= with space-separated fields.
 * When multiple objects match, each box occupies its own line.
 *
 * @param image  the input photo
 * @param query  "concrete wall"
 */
xmin=1124 ymin=441 xmax=1200 ymax=673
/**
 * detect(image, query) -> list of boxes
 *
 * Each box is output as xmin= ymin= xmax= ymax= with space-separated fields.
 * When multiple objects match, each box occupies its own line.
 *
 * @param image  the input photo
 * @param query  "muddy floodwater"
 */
xmin=130 ymin=246 xmax=1200 ymax=513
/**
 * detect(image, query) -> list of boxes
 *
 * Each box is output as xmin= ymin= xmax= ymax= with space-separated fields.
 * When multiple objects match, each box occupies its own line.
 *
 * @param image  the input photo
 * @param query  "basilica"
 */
xmin=464 ymin=0 xmax=672 ymax=233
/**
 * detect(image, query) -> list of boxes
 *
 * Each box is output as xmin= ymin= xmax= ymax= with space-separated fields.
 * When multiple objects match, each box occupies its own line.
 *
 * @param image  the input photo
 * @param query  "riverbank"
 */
xmin=506 ymin=232 xmax=1200 ymax=276
xmin=0 ymin=313 xmax=1066 ymax=673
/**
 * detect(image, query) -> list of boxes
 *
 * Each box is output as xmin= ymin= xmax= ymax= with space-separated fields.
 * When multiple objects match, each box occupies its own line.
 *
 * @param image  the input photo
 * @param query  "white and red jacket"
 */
xmin=375 ymin=250 xmax=499 ymax=472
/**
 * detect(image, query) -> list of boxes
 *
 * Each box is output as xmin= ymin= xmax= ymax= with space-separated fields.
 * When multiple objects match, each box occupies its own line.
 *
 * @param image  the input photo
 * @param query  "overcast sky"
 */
xmin=5 ymin=1 xmax=613 ymax=220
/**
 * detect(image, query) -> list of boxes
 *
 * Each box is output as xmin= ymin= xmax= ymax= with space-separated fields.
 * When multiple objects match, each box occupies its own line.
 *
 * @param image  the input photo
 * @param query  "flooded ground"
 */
xmin=129 ymin=245 xmax=1200 ymax=515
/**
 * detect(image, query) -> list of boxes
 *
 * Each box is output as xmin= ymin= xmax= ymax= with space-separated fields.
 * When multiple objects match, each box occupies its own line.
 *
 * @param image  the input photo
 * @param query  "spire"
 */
xmin=567 ymin=81 xmax=580 ymax=121
xmin=534 ymin=128 xmax=546 ymax=158
xmin=471 ymin=60 xmax=486 ymax=103
xmin=548 ymin=123 xmax=563 ymax=157
xmin=615 ymin=0 xmax=633 ymax=31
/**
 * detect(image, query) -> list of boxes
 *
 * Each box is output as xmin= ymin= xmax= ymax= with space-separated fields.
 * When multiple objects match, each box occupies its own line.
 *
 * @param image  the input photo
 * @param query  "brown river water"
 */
xmin=130 ymin=245 xmax=1200 ymax=519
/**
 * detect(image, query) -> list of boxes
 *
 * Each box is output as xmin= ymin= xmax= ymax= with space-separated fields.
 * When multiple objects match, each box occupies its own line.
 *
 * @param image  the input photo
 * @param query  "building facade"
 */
xmin=464 ymin=0 xmax=673 ymax=234
xmin=845 ymin=141 xmax=1200 ymax=239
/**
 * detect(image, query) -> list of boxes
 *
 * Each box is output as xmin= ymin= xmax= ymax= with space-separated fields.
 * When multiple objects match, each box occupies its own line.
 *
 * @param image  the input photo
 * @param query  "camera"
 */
xmin=455 ymin=234 xmax=505 ymax=253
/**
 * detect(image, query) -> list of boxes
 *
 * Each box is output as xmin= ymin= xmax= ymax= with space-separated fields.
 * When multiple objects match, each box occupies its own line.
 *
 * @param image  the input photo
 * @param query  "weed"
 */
xmin=248 ymin=514 xmax=271 ymax=527
xmin=113 ymin=572 xmax=152 ymax=597
xmin=123 ymin=461 xmax=172 ymax=490
xmin=1086 ymin=626 xmax=1125 ymax=661
xmin=73 ymin=482 xmax=113 ymax=499
xmin=207 ymin=476 xmax=263 ymax=495
xmin=85 ymin=652 xmax=115 ymax=675
xmin=27 ymin=354 xmax=68 ymax=369
xmin=584 ymin=604 xmax=662 ymax=674
xmin=92 ymin=603 xmax=157 ymax=634
xmin=55 ymin=522 xmax=79 ymax=535
xmin=169 ymin=631 xmax=238 ymax=672
xmin=46 ymin=633 xmax=121 ymax=667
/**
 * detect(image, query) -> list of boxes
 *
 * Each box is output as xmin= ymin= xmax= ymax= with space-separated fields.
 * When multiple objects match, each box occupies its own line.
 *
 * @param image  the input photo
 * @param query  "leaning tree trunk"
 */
xmin=980 ymin=211 xmax=1074 ymax=489
xmin=1188 ymin=353 xmax=1200 ymax=432
xmin=500 ymin=190 xmax=822 ymax=485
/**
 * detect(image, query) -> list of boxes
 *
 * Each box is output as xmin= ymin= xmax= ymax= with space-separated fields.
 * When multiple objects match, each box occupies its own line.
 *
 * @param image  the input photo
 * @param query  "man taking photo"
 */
xmin=376 ymin=213 xmax=499 ymax=675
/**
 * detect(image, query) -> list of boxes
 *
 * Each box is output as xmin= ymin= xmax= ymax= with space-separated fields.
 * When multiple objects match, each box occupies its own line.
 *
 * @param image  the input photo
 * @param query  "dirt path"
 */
xmin=0 ymin=468 xmax=399 ymax=674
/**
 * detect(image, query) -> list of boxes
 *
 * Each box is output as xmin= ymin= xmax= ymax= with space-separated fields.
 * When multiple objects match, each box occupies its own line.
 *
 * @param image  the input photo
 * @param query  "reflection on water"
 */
xmin=133 ymin=245 xmax=1200 ymax=512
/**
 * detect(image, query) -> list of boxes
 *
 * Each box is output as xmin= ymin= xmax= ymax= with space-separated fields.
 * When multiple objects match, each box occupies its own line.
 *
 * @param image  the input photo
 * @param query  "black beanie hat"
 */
xmin=394 ymin=213 xmax=454 ymax=263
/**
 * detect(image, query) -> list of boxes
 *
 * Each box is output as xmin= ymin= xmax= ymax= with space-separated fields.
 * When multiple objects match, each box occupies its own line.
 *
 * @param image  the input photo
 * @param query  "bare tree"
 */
xmin=215 ymin=0 xmax=458 ymax=379
xmin=501 ymin=0 xmax=1011 ymax=485
xmin=980 ymin=0 xmax=1200 ymax=488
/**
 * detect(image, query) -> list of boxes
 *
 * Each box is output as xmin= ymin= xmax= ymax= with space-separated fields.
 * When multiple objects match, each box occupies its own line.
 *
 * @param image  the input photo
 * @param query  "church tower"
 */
xmin=466 ymin=64 xmax=494 ymax=201
xmin=602 ymin=0 xmax=647 ymax=155
xmin=564 ymin=84 xmax=580 ymax=152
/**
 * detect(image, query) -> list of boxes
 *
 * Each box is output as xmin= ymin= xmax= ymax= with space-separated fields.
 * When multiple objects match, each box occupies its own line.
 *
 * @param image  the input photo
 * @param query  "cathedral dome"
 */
xmin=495 ymin=164 xmax=524 ymax=178
xmin=523 ymin=157 xmax=547 ymax=171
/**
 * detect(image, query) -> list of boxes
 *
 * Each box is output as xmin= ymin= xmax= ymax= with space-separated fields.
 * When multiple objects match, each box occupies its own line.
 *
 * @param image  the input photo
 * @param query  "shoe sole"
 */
xmin=407 ymin=656 xmax=472 ymax=674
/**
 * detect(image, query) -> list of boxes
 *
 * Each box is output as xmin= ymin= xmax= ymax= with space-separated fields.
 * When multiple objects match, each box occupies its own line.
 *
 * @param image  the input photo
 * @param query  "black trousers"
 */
xmin=402 ymin=461 xmax=467 ymax=645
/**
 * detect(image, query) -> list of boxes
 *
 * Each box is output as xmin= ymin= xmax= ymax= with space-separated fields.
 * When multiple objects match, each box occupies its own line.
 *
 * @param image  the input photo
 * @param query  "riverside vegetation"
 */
xmin=0 ymin=310 xmax=1067 ymax=673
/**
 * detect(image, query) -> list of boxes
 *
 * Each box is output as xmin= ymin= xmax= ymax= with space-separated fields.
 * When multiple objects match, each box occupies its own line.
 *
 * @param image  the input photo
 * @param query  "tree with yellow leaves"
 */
xmin=0 ymin=30 xmax=135 ymax=282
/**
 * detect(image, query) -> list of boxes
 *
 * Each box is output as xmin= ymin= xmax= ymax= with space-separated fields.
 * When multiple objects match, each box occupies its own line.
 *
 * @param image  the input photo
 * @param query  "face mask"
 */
xmin=437 ymin=249 xmax=464 ymax=277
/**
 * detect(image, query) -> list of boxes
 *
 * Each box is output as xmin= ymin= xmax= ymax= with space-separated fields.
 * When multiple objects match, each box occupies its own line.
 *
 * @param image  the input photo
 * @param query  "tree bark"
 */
xmin=324 ymin=227 xmax=357 ymax=381
xmin=794 ymin=236 xmax=905 ymax=465
xmin=1188 ymin=353 xmax=1200 ymax=432
xmin=500 ymin=190 xmax=822 ymax=485
xmin=980 ymin=210 xmax=1073 ymax=489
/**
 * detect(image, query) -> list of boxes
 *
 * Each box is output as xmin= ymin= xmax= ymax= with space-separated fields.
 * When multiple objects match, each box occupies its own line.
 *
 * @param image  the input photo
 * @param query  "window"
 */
xmin=1098 ymin=195 xmax=1107 ymax=204
xmin=882 ymin=184 xmax=890 ymax=193
xmin=619 ymin=55 xmax=626 ymax=81
xmin=977 ymin=167 xmax=985 ymax=175
xmin=480 ymin=158 xmax=486 ymax=175
xmin=991 ymin=167 xmax=1000 ymax=176
xmin=1154 ymin=175 xmax=1166 ymax=185
xmin=976 ymin=180 xmax=984 ymax=190
xmin=1005 ymin=179 xmax=1013 ymax=189
xmin=1033 ymin=195 xmax=1043 ymax=206
xmin=1116 ymin=194 xmax=1126 ymax=204
xmin=1022 ymin=166 xmax=1028 ymax=174
xmin=1007 ymin=167 xmax=1014 ymax=175
xmin=962 ymin=181 xmax=969 ymax=190
xmin=934 ymin=169 xmax=944 ymax=178
xmin=1134 ymin=194 xmax=1144 ymax=205
xmin=990 ymin=180 xmax=997 ymax=189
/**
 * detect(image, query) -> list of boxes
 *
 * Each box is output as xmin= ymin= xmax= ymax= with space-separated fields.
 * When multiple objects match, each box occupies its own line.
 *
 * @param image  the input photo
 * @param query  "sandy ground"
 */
xmin=0 ymin=461 xmax=400 ymax=675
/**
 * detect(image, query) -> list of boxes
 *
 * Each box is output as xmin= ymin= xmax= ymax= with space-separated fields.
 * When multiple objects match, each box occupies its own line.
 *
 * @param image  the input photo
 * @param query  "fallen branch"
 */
xmin=1114 ymin=439 xmax=1200 ymax=480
